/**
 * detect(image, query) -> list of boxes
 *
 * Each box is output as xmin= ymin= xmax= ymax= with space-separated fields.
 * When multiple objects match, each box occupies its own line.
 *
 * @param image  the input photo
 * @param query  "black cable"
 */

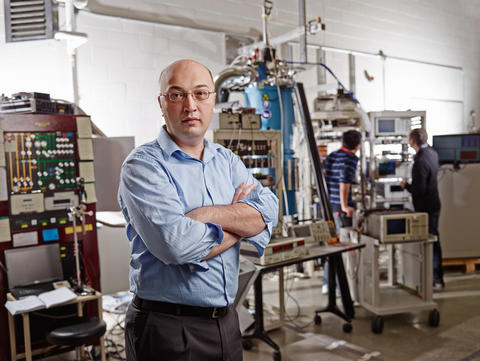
xmin=104 ymin=338 xmax=126 ymax=360
xmin=286 ymin=61 xmax=360 ymax=104
xmin=103 ymin=311 xmax=127 ymax=360
xmin=283 ymin=266 xmax=316 ymax=329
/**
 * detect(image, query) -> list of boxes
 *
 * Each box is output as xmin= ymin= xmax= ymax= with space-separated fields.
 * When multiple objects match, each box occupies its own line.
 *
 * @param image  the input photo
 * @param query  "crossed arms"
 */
xmin=187 ymin=182 xmax=266 ymax=260
xmin=118 ymin=153 xmax=278 ymax=267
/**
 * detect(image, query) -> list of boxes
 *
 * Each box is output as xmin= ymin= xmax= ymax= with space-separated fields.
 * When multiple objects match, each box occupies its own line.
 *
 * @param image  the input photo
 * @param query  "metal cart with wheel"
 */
xmin=242 ymin=243 xmax=364 ymax=360
xmin=356 ymin=234 xmax=439 ymax=334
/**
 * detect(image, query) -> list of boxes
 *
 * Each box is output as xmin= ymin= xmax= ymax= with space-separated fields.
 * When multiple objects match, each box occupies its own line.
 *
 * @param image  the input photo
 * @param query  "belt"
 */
xmin=132 ymin=295 xmax=229 ymax=319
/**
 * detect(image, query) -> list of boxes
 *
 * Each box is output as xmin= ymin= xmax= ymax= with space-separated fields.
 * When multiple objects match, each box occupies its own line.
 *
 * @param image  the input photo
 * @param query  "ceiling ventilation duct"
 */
xmin=3 ymin=0 xmax=58 ymax=42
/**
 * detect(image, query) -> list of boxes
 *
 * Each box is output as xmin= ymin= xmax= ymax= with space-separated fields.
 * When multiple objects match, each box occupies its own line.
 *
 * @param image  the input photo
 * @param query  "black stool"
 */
xmin=46 ymin=317 xmax=106 ymax=361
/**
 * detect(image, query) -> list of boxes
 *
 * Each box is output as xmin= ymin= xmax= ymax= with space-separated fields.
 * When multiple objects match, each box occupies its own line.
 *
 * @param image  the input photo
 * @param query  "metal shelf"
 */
xmin=311 ymin=110 xmax=361 ymax=120
xmin=357 ymin=234 xmax=436 ymax=317
xmin=361 ymin=286 xmax=437 ymax=316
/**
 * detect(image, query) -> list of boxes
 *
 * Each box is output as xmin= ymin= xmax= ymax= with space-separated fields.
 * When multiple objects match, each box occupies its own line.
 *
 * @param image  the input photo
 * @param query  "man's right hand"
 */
xmin=342 ymin=206 xmax=356 ymax=218
xmin=231 ymin=182 xmax=255 ymax=204
xmin=186 ymin=181 xmax=265 ymax=238
xmin=202 ymin=231 xmax=242 ymax=260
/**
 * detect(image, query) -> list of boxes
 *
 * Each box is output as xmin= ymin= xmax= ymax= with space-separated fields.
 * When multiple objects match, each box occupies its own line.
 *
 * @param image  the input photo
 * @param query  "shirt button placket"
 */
xmin=203 ymin=164 xmax=214 ymax=204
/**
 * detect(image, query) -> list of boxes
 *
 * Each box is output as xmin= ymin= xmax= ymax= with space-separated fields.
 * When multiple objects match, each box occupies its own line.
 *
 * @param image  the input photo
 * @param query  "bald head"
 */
xmin=158 ymin=59 xmax=214 ymax=95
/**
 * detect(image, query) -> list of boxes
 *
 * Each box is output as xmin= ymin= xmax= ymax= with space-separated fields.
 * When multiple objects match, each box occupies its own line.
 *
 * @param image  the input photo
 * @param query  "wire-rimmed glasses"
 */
xmin=159 ymin=90 xmax=215 ymax=102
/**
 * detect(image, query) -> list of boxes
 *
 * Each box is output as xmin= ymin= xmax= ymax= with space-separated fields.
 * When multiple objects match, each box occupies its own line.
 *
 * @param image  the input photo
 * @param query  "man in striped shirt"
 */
xmin=324 ymin=130 xmax=362 ymax=223
xmin=321 ymin=130 xmax=361 ymax=294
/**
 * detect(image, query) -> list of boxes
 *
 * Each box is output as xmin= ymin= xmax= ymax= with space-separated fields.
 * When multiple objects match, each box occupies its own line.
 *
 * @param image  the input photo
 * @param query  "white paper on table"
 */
xmin=4 ymin=288 xmax=77 ymax=315
xmin=38 ymin=287 xmax=77 ymax=308
xmin=5 ymin=296 xmax=45 ymax=315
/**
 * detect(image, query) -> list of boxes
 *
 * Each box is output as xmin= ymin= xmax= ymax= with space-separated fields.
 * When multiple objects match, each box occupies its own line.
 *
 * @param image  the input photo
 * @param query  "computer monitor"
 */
xmin=433 ymin=134 xmax=480 ymax=165
xmin=375 ymin=117 xmax=412 ymax=137
xmin=378 ymin=161 xmax=396 ymax=176
xmin=4 ymin=243 xmax=64 ymax=289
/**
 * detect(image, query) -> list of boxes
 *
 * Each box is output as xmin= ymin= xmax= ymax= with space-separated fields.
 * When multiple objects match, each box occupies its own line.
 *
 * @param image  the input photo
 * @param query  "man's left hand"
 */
xmin=185 ymin=182 xmax=256 ymax=222
xmin=400 ymin=180 xmax=407 ymax=189
xmin=231 ymin=182 xmax=255 ymax=204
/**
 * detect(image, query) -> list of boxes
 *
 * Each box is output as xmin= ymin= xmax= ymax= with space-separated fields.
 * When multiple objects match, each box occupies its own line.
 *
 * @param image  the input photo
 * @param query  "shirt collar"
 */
xmin=156 ymin=125 xmax=222 ymax=162
xmin=340 ymin=146 xmax=354 ymax=153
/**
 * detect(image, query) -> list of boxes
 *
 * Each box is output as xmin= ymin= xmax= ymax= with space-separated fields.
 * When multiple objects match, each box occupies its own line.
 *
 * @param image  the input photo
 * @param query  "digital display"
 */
xmin=386 ymin=218 xmax=406 ymax=235
xmin=433 ymin=134 xmax=480 ymax=163
xmin=272 ymin=246 xmax=283 ymax=253
xmin=460 ymin=150 xmax=478 ymax=160
xmin=4 ymin=244 xmax=64 ymax=288
xmin=378 ymin=162 xmax=395 ymax=176
xmin=53 ymin=198 xmax=71 ymax=205
xmin=378 ymin=119 xmax=395 ymax=133
xmin=462 ymin=136 xmax=479 ymax=147
xmin=293 ymin=225 xmax=311 ymax=237
xmin=390 ymin=185 xmax=403 ymax=192
xmin=327 ymin=221 xmax=338 ymax=238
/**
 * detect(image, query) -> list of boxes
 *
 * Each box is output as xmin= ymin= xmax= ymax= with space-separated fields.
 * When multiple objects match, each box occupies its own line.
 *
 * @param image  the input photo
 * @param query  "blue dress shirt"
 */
xmin=118 ymin=126 xmax=278 ymax=307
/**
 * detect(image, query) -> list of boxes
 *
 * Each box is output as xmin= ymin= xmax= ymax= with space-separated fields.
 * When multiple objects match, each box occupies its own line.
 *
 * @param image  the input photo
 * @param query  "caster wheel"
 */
xmin=343 ymin=323 xmax=353 ymax=333
xmin=428 ymin=309 xmax=440 ymax=327
xmin=242 ymin=339 xmax=253 ymax=351
xmin=371 ymin=316 xmax=384 ymax=334
xmin=273 ymin=350 xmax=282 ymax=361
xmin=314 ymin=314 xmax=322 ymax=325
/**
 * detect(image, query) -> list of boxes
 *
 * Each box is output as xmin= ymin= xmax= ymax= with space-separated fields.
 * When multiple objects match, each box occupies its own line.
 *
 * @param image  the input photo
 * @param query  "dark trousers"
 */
xmin=429 ymin=210 xmax=443 ymax=280
xmin=125 ymin=302 xmax=243 ymax=361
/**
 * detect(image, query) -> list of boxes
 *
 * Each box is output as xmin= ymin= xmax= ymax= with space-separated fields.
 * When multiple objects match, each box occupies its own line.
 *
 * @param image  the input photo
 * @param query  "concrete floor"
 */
xmin=243 ymin=267 xmax=480 ymax=361
xmin=40 ymin=265 xmax=480 ymax=361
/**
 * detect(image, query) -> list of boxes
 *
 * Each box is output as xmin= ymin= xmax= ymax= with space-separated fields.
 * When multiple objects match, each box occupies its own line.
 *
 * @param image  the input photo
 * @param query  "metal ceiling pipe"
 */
xmin=262 ymin=3 xmax=269 ymax=48
xmin=213 ymin=67 xmax=258 ymax=104
xmin=299 ymin=0 xmax=307 ymax=63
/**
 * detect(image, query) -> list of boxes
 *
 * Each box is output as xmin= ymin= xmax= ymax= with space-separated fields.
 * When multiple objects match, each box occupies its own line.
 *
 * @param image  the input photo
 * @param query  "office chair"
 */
xmin=46 ymin=317 xmax=106 ymax=361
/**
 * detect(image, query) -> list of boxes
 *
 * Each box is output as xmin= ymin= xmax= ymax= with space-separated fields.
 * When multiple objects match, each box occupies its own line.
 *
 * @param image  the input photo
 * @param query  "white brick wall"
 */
xmin=1 ymin=0 xmax=480 ymax=144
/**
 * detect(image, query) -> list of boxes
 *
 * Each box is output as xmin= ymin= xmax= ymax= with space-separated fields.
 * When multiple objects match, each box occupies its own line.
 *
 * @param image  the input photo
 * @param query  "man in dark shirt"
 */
xmin=401 ymin=128 xmax=444 ymax=288
xmin=322 ymin=130 xmax=361 ymax=294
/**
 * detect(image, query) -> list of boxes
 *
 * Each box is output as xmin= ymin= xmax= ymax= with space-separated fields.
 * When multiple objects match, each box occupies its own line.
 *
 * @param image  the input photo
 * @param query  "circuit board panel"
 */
xmin=5 ymin=131 xmax=77 ymax=195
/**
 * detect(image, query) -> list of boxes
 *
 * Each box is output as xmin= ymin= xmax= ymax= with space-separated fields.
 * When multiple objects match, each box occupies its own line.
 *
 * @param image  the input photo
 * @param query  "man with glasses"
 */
xmin=118 ymin=59 xmax=278 ymax=361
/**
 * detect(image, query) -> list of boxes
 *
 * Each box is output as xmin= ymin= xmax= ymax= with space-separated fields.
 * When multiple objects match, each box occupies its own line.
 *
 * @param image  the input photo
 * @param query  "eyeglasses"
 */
xmin=159 ymin=90 xmax=215 ymax=102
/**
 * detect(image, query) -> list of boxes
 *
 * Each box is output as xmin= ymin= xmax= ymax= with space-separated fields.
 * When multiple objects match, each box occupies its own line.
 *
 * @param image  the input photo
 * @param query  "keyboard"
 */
xmin=10 ymin=282 xmax=55 ymax=299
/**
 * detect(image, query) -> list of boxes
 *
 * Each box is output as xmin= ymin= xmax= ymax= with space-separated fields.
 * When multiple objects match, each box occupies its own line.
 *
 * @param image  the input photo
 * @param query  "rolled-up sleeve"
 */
xmin=118 ymin=155 xmax=223 ymax=270
xmin=239 ymin=185 xmax=278 ymax=256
